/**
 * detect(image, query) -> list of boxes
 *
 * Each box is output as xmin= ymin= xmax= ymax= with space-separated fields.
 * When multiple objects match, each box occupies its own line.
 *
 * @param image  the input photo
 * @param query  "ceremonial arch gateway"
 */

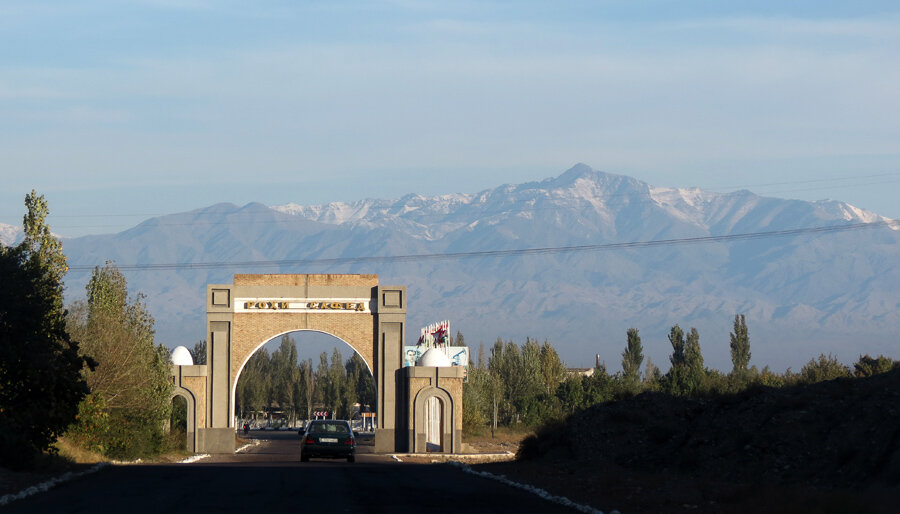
xmin=171 ymin=274 xmax=464 ymax=455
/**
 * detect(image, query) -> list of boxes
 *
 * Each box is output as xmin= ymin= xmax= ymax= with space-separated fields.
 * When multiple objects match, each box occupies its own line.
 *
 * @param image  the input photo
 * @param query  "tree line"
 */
xmin=234 ymin=335 xmax=375 ymax=426
xmin=461 ymin=315 xmax=899 ymax=432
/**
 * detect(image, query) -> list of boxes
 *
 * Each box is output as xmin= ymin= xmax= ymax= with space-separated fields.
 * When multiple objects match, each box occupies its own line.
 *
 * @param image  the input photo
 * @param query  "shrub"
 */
xmin=853 ymin=354 xmax=895 ymax=378
xmin=799 ymin=354 xmax=850 ymax=384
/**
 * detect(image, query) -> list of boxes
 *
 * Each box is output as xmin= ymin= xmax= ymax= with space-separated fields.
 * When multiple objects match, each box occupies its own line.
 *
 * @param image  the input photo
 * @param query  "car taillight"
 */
xmin=305 ymin=437 xmax=315 ymax=444
xmin=344 ymin=438 xmax=353 ymax=445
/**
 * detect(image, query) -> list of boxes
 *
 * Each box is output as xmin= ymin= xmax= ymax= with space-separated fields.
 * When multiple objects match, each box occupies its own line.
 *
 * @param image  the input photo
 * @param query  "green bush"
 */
xmin=853 ymin=354 xmax=895 ymax=378
xmin=799 ymin=354 xmax=850 ymax=384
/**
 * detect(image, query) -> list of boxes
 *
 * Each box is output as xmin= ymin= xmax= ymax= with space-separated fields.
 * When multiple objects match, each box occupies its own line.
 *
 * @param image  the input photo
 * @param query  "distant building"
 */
xmin=567 ymin=367 xmax=595 ymax=378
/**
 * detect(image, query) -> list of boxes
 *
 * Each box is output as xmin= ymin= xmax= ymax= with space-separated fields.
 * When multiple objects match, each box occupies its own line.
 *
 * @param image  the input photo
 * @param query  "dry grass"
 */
xmin=52 ymin=437 xmax=107 ymax=465
xmin=462 ymin=426 xmax=532 ymax=454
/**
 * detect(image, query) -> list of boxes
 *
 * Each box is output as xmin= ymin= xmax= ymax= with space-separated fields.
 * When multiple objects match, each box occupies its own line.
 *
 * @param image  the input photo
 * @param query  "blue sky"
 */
xmin=2 ymin=1 xmax=898 ymax=237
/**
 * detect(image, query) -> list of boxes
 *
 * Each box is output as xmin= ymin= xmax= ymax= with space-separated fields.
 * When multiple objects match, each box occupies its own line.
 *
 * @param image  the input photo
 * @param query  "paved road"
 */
xmin=5 ymin=431 xmax=582 ymax=513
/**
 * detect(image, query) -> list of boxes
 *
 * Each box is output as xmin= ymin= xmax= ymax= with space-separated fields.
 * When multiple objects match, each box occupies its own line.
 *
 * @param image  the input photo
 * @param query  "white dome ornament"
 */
xmin=171 ymin=345 xmax=194 ymax=366
xmin=416 ymin=348 xmax=452 ymax=367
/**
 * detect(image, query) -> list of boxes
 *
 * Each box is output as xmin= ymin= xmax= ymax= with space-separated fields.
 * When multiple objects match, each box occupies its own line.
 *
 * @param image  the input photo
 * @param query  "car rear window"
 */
xmin=310 ymin=422 xmax=350 ymax=434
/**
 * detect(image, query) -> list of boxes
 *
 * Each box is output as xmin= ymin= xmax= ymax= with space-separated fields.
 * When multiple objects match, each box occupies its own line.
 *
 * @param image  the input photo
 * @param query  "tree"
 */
xmin=684 ymin=327 xmax=706 ymax=393
xmin=190 ymin=340 xmax=207 ymax=365
xmin=346 ymin=352 xmax=374 ymax=411
xmin=462 ymin=367 xmax=491 ymax=429
xmin=515 ymin=338 xmax=545 ymax=423
xmin=499 ymin=340 xmax=524 ymax=423
xmin=67 ymin=262 xmax=172 ymax=458
xmin=853 ymin=354 xmax=895 ymax=378
xmin=271 ymin=335 xmax=298 ymax=423
xmin=315 ymin=352 xmax=329 ymax=409
xmin=302 ymin=358 xmax=315 ymax=420
xmin=663 ymin=324 xmax=687 ymax=395
xmin=643 ymin=357 xmax=662 ymax=391
xmin=621 ymin=328 xmax=644 ymax=394
xmin=236 ymin=349 xmax=270 ymax=420
xmin=800 ymin=354 xmax=850 ymax=384
xmin=323 ymin=349 xmax=345 ymax=418
xmin=556 ymin=374 xmax=584 ymax=414
xmin=729 ymin=314 xmax=751 ymax=379
xmin=341 ymin=353 xmax=360 ymax=419
xmin=487 ymin=339 xmax=505 ymax=434
xmin=668 ymin=324 xmax=686 ymax=369
xmin=539 ymin=340 xmax=567 ymax=395
xmin=22 ymin=190 xmax=68 ymax=281
xmin=582 ymin=364 xmax=616 ymax=406
xmin=663 ymin=325 xmax=706 ymax=396
xmin=0 ymin=192 xmax=91 ymax=468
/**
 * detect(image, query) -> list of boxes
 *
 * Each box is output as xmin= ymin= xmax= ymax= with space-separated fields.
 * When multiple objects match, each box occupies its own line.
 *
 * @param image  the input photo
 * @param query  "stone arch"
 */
xmin=201 ymin=274 xmax=406 ymax=454
xmin=171 ymin=386 xmax=197 ymax=452
xmin=412 ymin=386 xmax=454 ymax=453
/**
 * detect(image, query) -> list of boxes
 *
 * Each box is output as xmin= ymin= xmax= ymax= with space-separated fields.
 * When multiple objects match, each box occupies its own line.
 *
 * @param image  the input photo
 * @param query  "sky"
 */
xmin=2 ymin=0 xmax=899 ymax=237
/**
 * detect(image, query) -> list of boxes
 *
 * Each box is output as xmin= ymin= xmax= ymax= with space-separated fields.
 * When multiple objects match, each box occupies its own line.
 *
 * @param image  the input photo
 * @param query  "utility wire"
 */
xmin=66 ymin=219 xmax=899 ymax=273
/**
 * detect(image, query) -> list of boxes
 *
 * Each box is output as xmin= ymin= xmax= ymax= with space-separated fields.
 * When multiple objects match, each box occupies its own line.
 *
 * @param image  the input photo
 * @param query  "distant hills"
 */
xmin=6 ymin=164 xmax=899 ymax=370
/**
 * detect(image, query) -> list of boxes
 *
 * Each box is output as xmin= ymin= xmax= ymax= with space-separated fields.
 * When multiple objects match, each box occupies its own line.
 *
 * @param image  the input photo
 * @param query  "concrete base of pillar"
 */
xmin=198 ymin=428 xmax=235 ymax=453
xmin=374 ymin=428 xmax=396 ymax=453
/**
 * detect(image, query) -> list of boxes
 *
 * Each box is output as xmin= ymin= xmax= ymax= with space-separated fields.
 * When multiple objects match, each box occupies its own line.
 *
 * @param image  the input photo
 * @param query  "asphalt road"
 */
xmin=5 ymin=431 xmax=583 ymax=513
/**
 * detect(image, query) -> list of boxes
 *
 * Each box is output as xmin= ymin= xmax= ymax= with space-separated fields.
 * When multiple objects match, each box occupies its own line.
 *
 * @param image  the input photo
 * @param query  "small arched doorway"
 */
xmin=424 ymin=396 xmax=443 ymax=452
xmin=169 ymin=395 xmax=188 ymax=450
xmin=170 ymin=387 xmax=197 ymax=452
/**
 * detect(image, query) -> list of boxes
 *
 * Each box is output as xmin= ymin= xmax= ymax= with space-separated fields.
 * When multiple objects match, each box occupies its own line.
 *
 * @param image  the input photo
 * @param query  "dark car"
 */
xmin=300 ymin=420 xmax=356 ymax=462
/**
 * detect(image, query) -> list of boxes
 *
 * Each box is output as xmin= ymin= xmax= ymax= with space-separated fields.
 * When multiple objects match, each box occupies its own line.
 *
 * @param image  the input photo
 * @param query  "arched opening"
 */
xmin=413 ymin=386 xmax=455 ymax=453
xmin=233 ymin=330 xmax=377 ymax=434
xmin=168 ymin=395 xmax=188 ymax=451
xmin=424 ymin=396 xmax=443 ymax=452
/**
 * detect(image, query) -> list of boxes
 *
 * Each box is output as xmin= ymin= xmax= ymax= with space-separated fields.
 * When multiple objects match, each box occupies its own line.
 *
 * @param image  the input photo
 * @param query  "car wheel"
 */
xmin=347 ymin=455 xmax=355 ymax=463
xmin=301 ymin=454 xmax=309 ymax=462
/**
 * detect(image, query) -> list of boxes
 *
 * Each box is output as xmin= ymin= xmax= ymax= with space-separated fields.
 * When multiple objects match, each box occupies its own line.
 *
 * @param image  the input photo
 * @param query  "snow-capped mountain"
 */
xmin=58 ymin=165 xmax=899 ymax=370
xmin=0 ymin=222 xmax=22 ymax=246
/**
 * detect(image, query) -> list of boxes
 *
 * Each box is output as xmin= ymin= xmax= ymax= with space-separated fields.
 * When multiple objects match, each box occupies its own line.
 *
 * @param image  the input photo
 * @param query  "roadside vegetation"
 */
xmin=0 ymin=192 xmax=92 ymax=470
xmin=1 ymin=192 xmax=178 ymax=472
xmin=461 ymin=315 xmax=899 ymax=433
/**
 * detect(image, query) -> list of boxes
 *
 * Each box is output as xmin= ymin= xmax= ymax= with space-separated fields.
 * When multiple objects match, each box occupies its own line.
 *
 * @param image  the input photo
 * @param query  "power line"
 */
xmin=65 ymin=219 xmax=899 ymax=273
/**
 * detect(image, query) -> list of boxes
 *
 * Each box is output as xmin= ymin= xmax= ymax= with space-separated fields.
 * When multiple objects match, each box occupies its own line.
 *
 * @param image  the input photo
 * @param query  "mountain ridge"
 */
xmin=16 ymin=165 xmax=900 ymax=369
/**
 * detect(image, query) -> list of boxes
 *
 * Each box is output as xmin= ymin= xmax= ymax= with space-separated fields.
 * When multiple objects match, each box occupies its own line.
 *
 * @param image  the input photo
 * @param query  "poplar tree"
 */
xmin=0 ymin=191 xmax=91 ymax=468
xmin=271 ymin=335 xmax=298 ymax=422
xmin=346 ymin=352 xmax=374 ymax=410
xmin=621 ymin=328 xmax=644 ymax=394
xmin=664 ymin=324 xmax=689 ymax=396
xmin=325 ymin=348 xmax=345 ymax=418
xmin=729 ymin=314 xmax=751 ymax=379
xmin=190 ymin=340 xmax=207 ymax=365
xmin=539 ymin=340 xmax=567 ymax=395
xmin=684 ymin=327 xmax=706 ymax=394
xmin=302 ymin=358 xmax=315 ymax=420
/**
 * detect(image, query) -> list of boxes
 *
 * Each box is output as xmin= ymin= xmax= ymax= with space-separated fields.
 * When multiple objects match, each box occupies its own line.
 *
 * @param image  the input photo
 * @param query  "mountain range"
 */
xmin=3 ymin=164 xmax=898 ymax=370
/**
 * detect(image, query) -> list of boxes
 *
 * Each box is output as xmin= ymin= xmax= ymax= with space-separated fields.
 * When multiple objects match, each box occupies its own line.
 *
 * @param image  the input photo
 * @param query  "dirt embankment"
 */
xmin=475 ymin=369 xmax=900 ymax=513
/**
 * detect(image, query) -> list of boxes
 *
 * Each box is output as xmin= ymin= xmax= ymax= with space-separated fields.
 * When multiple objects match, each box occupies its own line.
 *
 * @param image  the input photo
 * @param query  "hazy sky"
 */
xmin=2 ymin=1 xmax=898 ymax=237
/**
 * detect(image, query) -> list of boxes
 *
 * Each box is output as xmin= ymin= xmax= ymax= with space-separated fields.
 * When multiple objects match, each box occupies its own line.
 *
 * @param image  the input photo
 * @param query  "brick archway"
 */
xmin=190 ymin=274 xmax=407 ymax=453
